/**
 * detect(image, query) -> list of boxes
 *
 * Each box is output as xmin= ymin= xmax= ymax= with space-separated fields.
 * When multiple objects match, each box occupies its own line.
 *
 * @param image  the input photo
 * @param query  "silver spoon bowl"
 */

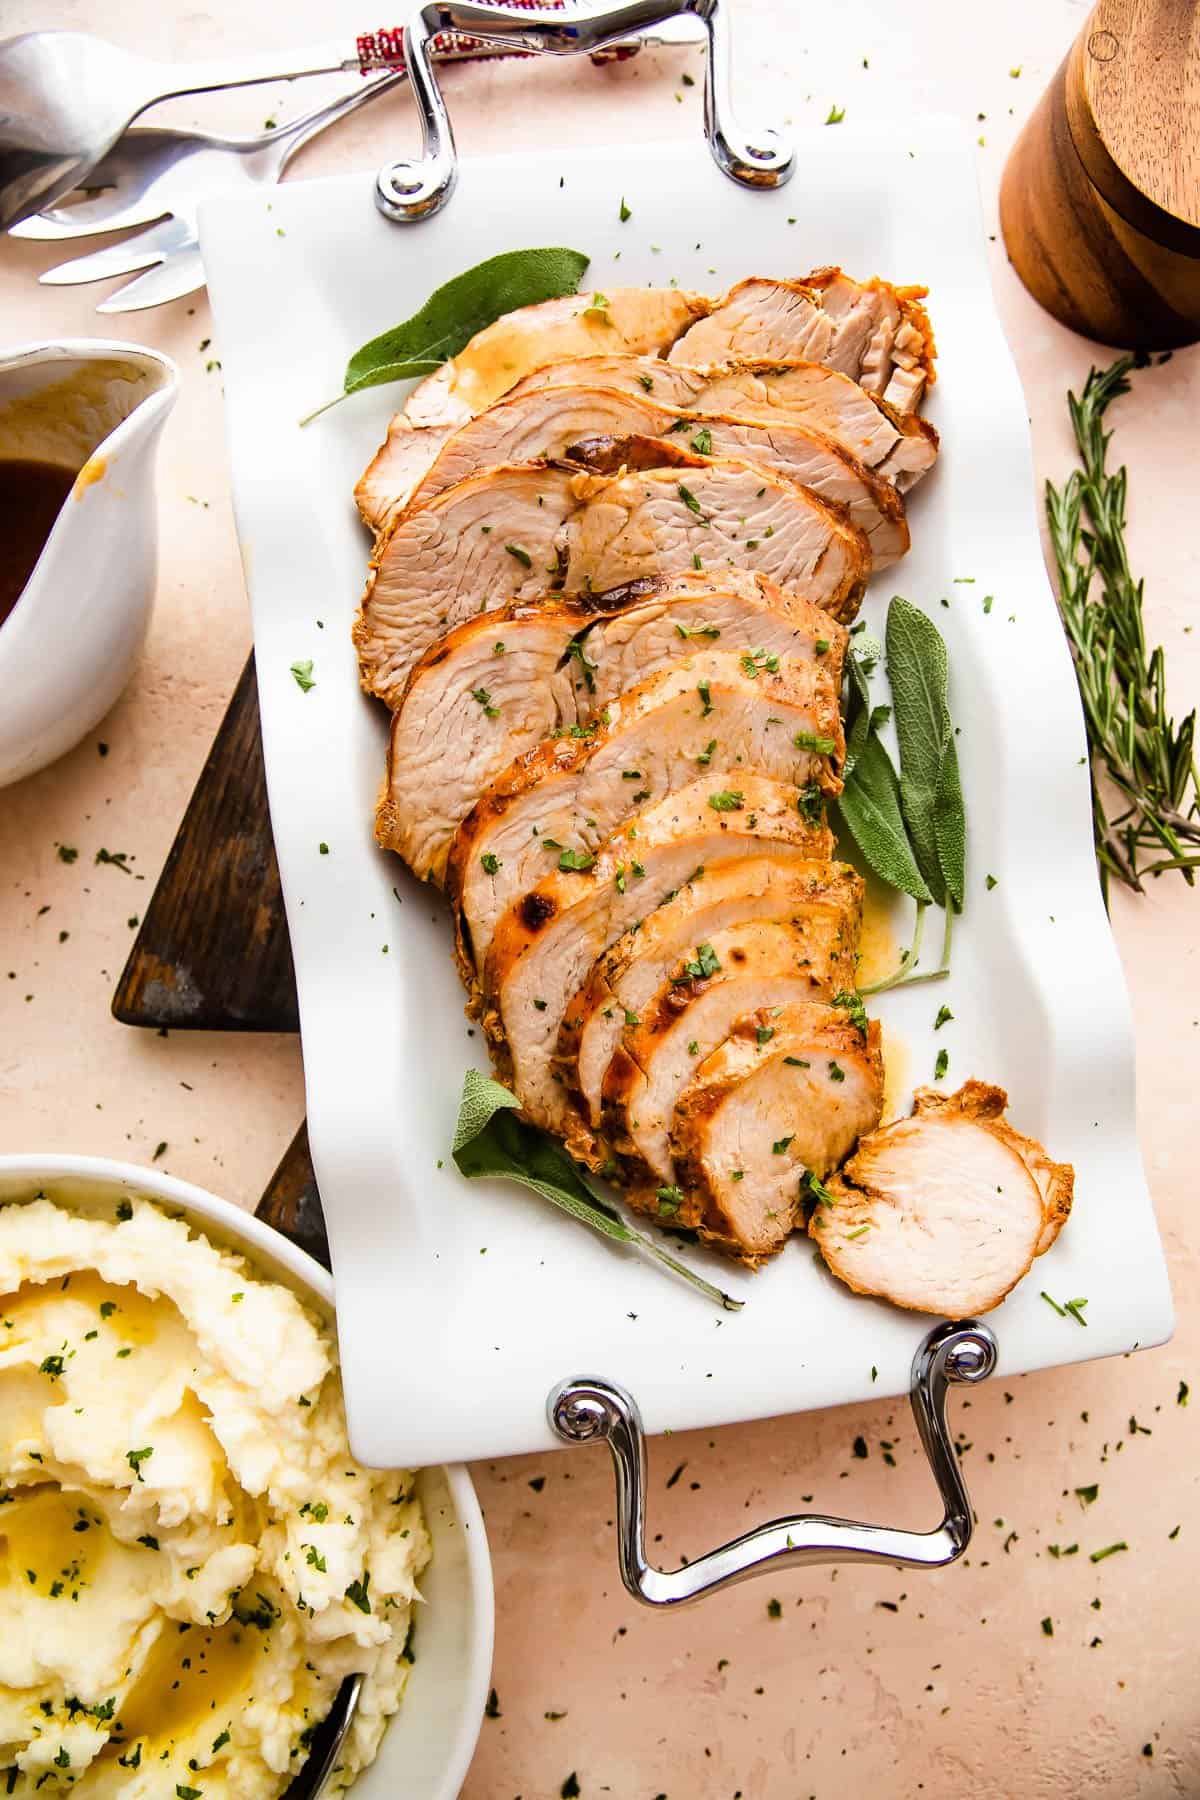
xmin=0 ymin=29 xmax=378 ymax=230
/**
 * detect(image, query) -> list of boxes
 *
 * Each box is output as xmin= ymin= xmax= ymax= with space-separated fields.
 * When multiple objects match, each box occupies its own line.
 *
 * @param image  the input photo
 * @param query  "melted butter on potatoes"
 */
xmin=0 ymin=1197 xmax=430 ymax=1796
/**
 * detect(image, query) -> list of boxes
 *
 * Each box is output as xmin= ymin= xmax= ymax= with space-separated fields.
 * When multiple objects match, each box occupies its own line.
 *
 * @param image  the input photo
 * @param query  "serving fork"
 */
xmin=10 ymin=71 xmax=409 ymax=312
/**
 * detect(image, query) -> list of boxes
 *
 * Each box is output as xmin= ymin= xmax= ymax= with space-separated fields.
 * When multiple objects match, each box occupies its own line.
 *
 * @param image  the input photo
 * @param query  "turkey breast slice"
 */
xmin=562 ymin=448 xmax=868 ymax=623
xmin=354 ymin=463 xmax=577 ymax=707
xmin=402 ymin=286 xmax=710 ymax=429
xmin=480 ymin=775 xmax=834 ymax=1139
xmin=662 ymin=1002 xmax=882 ymax=1261
xmin=600 ymin=905 xmax=863 ymax=1186
xmin=559 ymin=858 xmax=862 ymax=1127
xmin=669 ymin=270 xmax=935 ymax=413
xmin=379 ymin=572 xmax=845 ymax=884
xmin=389 ymin=388 xmax=907 ymax=566
xmin=508 ymin=356 xmax=939 ymax=493
xmin=813 ymin=1081 xmax=1075 ymax=1316
xmin=356 ymin=452 xmax=867 ymax=704
xmin=447 ymin=649 xmax=843 ymax=974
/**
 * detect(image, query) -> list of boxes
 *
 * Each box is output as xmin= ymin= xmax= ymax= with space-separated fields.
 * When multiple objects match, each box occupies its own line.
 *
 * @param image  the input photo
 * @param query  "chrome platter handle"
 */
xmin=547 ymin=1320 xmax=998 ymax=1608
xmin=375 ymin=0 xmax=794 ymax=223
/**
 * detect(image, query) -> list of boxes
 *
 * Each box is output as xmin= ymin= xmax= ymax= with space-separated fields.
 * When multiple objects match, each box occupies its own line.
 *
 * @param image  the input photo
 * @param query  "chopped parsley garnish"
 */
xmin=290 ymin=659 xmax=315 ymax=693
xmin=125 ymin=1446 xmax=154 ymax=1482
xmin=698 ymin=679 xmax=714 ymax=716
xmin=681 ymin=942 xmax=721 ymax=981
xmin=470 ymin=685 xmax=500 ymax=718
xmin=38 ymin=1355 xmax=65 ymax=1379
xmin=828 ymin=1061 xmax=846 ymax=1082
xmin=678 ymin=483 xmax=708 ymax=521
xmin=740 ymin=647 xmax=780 ymax=679
xmin=566 ymin=635 xmax=597 ymax=689
xmin=1089 ymin=1542 xmax=1128 ymax=1564
xmin=772 ymin=1135 xmax=794 ymax=1155
xmin=619 ymin=197 xmax=632 ymax=222
xmin=934 ymin=1005 xmax=954 ymax=1030
xmin=796 ymin=783 xmax=824 ymax=825
xmin=480 ymin=852 xmax=501 ymax=875
xmin=655 ymin=1186 xmax=683 ymax=1216
xmin=696 ymin=738 xmax=717 ymax=766
xmin=794 ymin=731 xmax=837 ymax=755
xmin=557 ymin=847 xmax=595 ymax=873
xmin=832 ymin=990 xmax=869 ymax=1037
xmin=755 ymin=1025 xmax=775 ymax=1045
xmin=690 ymin=427 xmax=713 ymax=456
xmin=934 ymin=1047 xmax=949 ymax=1080
xmin=708 ymin=790 xmax=744 ymax=812
xmin=344 ymin=1575 xmax=372 ymax=1613
xmin=675 ymin=620 xmax=720 ymax=640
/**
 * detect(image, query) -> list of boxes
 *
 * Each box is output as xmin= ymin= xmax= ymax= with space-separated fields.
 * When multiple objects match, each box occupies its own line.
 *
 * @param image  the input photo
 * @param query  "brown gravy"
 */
xmin=0 ymin=458 xmax=76 ymax=629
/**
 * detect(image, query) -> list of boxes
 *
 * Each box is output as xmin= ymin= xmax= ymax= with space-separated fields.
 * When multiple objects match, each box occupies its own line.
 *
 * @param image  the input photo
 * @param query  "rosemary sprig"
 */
xmin=1045 ymin=357 xmax=1200 ymax=899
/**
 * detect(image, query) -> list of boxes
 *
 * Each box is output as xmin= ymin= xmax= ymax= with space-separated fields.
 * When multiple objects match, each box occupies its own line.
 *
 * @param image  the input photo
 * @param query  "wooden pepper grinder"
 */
xmin=1000 ymin=0 xmax=1200 ymax=348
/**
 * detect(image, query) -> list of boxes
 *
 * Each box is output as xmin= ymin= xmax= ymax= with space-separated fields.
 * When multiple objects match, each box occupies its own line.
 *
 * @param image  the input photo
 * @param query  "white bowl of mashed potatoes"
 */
xmin=0 ymin=1154 xmax=494 ymax=1799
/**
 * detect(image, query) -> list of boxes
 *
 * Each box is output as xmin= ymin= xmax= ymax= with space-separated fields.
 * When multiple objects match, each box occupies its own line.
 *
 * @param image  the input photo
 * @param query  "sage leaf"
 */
xmin=451 ymin=1070 xmax=743 ymax=1310
xmin=836 ymin=730 xmax=932 ymax=904
xmin=886 ymin=596 xmax=951 ymax=905
xmin=307 ymin=247 xmax=590 ymax=422
xmin=934 ymin=731 xmax=966 ymax=910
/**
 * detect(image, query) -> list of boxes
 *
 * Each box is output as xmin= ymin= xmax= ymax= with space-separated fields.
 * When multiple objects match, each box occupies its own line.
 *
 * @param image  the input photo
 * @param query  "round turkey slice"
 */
xmin=669 ymin=270 xmax=935 ymax=414
xmin=665 ymin=1000 xmax=885 ymax=1263
xmin=355 ymin=451 xmax=867 ymax=704
xmin=480 ymin=775 xmax=834 ymax=1141
xmin=354 ymin=463 xmax=576 ymax=707
xmin=559 ymin=857 xmax=862 ymax=1126
xmin=813 ymin=1081 xmax=1075 ymax=1317
xmin=397 ymin=389 xmax=907 ymax=566
xmin=599 ymin=912 xmax=862 ymax=1185
xmin=505 ymin=357 xmax=939 ymax=493
xmin=446 ymin=649 xmax=843 ymax=974
xmin=378 ymin=571 xmax=845 ymax=884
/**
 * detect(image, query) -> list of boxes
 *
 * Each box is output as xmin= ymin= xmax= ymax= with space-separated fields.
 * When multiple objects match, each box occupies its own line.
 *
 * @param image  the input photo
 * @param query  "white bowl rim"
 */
xmin=0 ymin=1150 xmax=495 ymax=1800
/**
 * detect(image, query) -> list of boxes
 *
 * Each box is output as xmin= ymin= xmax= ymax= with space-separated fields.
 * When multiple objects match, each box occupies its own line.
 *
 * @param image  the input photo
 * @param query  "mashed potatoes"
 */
xmin=0 ymin=1195 xmax=430 ymax=1796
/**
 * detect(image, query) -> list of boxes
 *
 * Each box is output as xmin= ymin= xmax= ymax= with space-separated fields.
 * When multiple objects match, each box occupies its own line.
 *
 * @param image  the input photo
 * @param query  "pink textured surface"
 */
xmin=0 ymin=2 xmax=1196 ymax=1793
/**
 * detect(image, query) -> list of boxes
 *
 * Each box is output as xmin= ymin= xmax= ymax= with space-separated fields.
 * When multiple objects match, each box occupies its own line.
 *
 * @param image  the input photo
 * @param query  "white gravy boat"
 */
xmin=0 ymin=340 xmax=178 ymax=788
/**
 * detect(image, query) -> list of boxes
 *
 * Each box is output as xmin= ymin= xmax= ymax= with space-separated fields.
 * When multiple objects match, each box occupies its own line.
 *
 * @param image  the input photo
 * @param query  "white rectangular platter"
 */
xmin=201 ymin=123 xmax=1173 ymax=1469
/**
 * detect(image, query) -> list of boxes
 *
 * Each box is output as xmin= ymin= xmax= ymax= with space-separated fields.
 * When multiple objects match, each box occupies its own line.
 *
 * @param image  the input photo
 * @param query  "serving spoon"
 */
xmin=285 ymin=1673 xmax=363 ymax=1800
xmin=0 ymin=30 xmax=402 ymax=231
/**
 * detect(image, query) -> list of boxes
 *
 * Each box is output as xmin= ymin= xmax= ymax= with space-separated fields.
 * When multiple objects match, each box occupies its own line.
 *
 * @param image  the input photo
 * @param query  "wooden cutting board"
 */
xmin=113 ymin=653 xmax=320 ymax=1217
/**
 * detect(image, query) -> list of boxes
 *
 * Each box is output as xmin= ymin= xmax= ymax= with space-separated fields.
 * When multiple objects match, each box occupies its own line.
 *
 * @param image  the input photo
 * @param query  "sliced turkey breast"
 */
xmin=357 ymin=452 xmax=867 ymax=704
xmin=508 ymin=356 xmax=939 ymax=493
xmin=388 ymin=388 xmax=907 ymax=566
xmin=599 ymin=906 xmax=861 ymax=1185
xmin=354 ymin=463 xmax=577 ymax=707
xmin=669 ymin=270 xmax=935 ymax=413
xmin=355 ymin=417 xmax=454 ymax=535
xmin=447 ymin=649 xmax=843 ymax=974
xmin=559 ymin=858 xmax=861 ymax=1127
xmin=480 ymin=775 xmax=835 ymax=1138
xmin=814 ymin=1081 xmax=1075 ymax=1316
xmin=562 ymin=448 xmax=868 ymax=623
xmin=666 ymin=1001 xmax=884 ymax=1263
xmin=379 ymin=571 xmax=845 ymax=883
xmin=402 ymin=287 xmax=710 ymax=430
